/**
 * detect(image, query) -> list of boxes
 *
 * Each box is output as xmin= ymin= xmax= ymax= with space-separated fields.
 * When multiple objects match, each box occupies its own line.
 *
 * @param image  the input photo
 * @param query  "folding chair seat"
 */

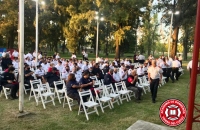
xmin=38 ymin=83 xmax=55 ymax=109
xmin=24 ymin=84 xmax=31 ymax=94
xmin=29 ymin=79 xmax=46 ymax=105
xmin=0 ymin=86 xmax=11 ymax=99
xmin=54 ymin=80 xmax=65 ymax=104
xmin=78 ymin=90 xmax=99 ymax=120
xmin=115 ymin=82 xmax=130 ymax=102
xmin=63 ymin=83 xmax=77 ymax=111
xmin=94 ymin=88 xmax=113 ymax=113
xmin=103 ymin=84 xmax=122 ymax=106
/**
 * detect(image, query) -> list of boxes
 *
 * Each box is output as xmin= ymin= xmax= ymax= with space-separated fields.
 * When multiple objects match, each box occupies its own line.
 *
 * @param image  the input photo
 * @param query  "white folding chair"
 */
xmin=0 ymin=86 xmax=11 ymax=99
xmin=24 ymin=84 xmax=31 ymax=95
xmin=54 ymin=80 xmax=65 ymax=104
xmin=115 ymin=82 xmax=130 ymax=102
xmin=103 ymin=84 xmax=122 ymax=106
xmin=137 ymin=77 xmax=150 ymax=94
xmin=94 ymin=88 xmax=113 ymax=113
xmin=38 ymin=82 xmax=55 ymax=109
xmin=122 ymin=81 xmax=135 ymax=98
xmin=29 ymin=79 xmax=46 ymax=106
xmin=162 ymin=77 xmax=167 ymax=85
xmin=63 ymin=83 xmax=77 ymax=111
xmin=78 ymin=90 xmax=99 ymax=120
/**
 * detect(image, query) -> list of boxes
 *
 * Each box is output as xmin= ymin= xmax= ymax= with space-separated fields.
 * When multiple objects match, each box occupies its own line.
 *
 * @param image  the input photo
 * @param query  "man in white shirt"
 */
xmin=41 ymin=61 xmax=50 ymax=73
xmin=137 ymin=64 xmax=144 ymax=77
xmin=138 ymin=54 xmax=145 ymax=64
xmin=178 ymin=54 xmax=183 ymax=67
xmin=25 ymin=57 xmax=32 ymax=67
xmin=166 ymin=57 xmax=173 ymax=82
xmin=55 ymin=61 xmax=64 ymax=73
xmin=172 ymin=57 xmax=181 ymax=81
xmin=113 ymin=68 xmax=121 ymax=82
xmin=71 ymin=53 xmax=76 ymax=59
xmin=62 ymin=66 xmax=70 ymax=80
xmin=84 ymin=52 xmax=88 ymax=60
xmin=26 ymin=52 xmax=33 ymax=60
xmin=82 ymin=61 xmax=89 ymax=71
xmin=12 ymin=50 xmax=19 ymax=58
xmin=38 ymin=52 xmax=42 ymax=59
xmin=148 ymin=60 xmax=163 ymax=103
xmin=12 ymin=59 xmax=19 ymax=69
xmin=35 ymin=65 xmax=45 ymax=80
xmin=119 ymin=66 xmax=128 ymax=81
xmin=33 ymin=50 xmax=37 ymax=58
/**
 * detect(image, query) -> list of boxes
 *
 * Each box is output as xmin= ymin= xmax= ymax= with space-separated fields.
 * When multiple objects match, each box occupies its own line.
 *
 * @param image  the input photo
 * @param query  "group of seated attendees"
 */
xmin=0 ymin=50 xmax=183 ymax=103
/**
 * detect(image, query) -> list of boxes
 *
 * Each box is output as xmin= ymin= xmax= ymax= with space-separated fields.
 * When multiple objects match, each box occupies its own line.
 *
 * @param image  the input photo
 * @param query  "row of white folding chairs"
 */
xmin=78 ymin=81 xmax=136 ymax=120
xmin=29 ymin=79 xmax=55 ymax=109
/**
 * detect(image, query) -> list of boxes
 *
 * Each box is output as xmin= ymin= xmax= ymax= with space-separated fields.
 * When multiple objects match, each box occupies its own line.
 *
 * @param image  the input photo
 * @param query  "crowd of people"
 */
xmin=0 ymin=50 xmax=183 ymax=104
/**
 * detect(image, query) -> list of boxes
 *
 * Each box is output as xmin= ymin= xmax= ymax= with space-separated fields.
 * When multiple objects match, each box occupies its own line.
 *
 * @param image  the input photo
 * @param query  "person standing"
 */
xmin=172 ymin=57 xmax=181 ymax=81
xmin=148 ymin=60 xmax=163 ymax=103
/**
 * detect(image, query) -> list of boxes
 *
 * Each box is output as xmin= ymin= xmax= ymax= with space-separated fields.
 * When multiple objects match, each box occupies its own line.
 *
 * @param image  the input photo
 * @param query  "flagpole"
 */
xmin=19 ymin=0 xmax=25 ymax=113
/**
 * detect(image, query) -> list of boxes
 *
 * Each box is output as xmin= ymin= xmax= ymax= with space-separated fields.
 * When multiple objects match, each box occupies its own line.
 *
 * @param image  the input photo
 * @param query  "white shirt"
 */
xmin=119 ymin=70 xmax=128 ymax=80
xmin=187 ymin=60 xmax=192 ymax=70
xmin=179 ymin=56 xmax=183 ymax=61
xmin=113 ymin=60 xmax=118 ymax=66
xmin=148 ymin=66 xmax=163 ymax=79
xmin=56 ymin=55 xmax=60 ymax=59
xmin=55 ymin=64 xmax=64 ymax=73
xmin=138 ymin=55 xmax=145 ymax=60
xmin=62 ymin=70 xmax=70 ymax=79
xmin=137 ymin=67 xmax=144 ymax=76
xmin=84 ymin=53 xmax=88 ymax=58
xmin=113 ymin=72 xmax=121 ymax=82
xmin=33 ymin=52 xmax=37 ymax=58
xmin=12 ymin=51 xmax=19 ymax=57
xmin=38 ymin=54 xmax=42 ymax=59
xmin=41 ymin=63 xmax=50 ymax=72
xmin=12 ymin=60 xmax=19 ymax=69
xmin=166 ymin=60 xmax=172 ymax=68
xmin=160 ymin=61 xmax=167 ymax=68
xmin=124 ymin=61 xmax=130 ymax=66
xmin=35 ymin=69 xmax=45 ymax=76
xmin=26 ymin=53 xmax=33 ymax=60
xmin=172 ymin=60 xmax=181 ymax=68
xmin=26 ymin=60 xmax=32 ymax=66
xmin=82 ymin=65 xmax=89 ymax=71
xmin=71 ymin=54 xmax=76 ymax=59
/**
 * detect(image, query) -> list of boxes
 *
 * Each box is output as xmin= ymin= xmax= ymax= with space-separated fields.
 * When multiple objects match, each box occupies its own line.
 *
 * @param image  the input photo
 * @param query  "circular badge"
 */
xmin=159 ymin=99 xmax=187 ymax=127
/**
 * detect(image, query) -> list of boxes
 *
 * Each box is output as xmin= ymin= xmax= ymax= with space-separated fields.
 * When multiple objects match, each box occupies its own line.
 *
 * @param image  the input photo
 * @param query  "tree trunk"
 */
xmin=170 ymin=26 xmax=179 ymax=58
xmin=115 ymin=40 xmax=119 ymax=59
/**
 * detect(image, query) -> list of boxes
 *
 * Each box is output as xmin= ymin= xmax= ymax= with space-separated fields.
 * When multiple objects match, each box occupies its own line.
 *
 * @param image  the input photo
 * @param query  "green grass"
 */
xmin=0 ymin=61 xmax=199 ymax=130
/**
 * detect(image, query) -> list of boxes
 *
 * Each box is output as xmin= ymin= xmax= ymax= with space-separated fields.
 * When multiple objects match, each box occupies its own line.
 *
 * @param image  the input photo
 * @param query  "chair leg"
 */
xmin=67 ymin=96 xmax=72 ymax=111
xmin=94 ymin=106 xmax=99 ymax=116
xmin=99 ymin=102 xmax=104 ymax=113
xmin=63 ymin=97 xmax=66 ymax=108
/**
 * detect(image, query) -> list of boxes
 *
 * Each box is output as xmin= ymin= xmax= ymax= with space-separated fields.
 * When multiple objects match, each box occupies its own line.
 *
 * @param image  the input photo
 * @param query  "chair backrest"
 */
xmin=103 ymin=84 xmax=115 ymax=96
xmin=115 ymin=82 xmax=123 ymax=92
xmin=79 ymin=89 xmax=95 ymax=102
xmin=138 ymin=77 xmax=143 ymax=84
xmin=142 ymin=76 xmax=149 ymax=84
xmin=90 ymin=76 xmax=98 ymax=81
xmin=30 ymin=79 xmax=42 ymax=86
xmin=41 ymin=82 xmax=52 ymax=93
xmin=54 ymin=80 xmax=65 ymax=90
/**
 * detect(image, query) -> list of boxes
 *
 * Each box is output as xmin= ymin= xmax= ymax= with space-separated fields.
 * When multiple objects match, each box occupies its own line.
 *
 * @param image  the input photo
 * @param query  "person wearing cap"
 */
xmin=148 ymin=60 xmax=163 ymax=103
xmin=44 ymin=67 xmax=62 ymax=89
xmin=35 ymin=65 xmax=45 ymax=80
xmin=24 ymin=64 xmax=34 ymax=87
xmin=102 ymin=61 xmax=109 ymax=75
xmin=1 ymin=67 xmax=19 ymax=99
xmin=126 ymin=69 xmax=142 ymax=102
xmin=104 ymin=69 xmax=116 ymax=88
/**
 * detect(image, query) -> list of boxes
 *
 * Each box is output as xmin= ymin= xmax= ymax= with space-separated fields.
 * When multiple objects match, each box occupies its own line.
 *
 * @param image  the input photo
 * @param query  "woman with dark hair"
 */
xmin=66 ymin=73 xmax=84 ymax=105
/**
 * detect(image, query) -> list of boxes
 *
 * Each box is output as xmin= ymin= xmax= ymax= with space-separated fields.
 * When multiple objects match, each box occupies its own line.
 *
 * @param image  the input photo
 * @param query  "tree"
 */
xmin=157 ymin=0 xmax=197 ymax=57
xmin=0 ymin=0 xmax=18 ymax=49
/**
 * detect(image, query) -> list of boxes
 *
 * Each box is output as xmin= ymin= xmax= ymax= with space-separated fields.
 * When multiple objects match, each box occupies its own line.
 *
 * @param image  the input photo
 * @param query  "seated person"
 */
xmin=66 ymin=73 xmax=87 ymax=105
xmin=24 ymin=64 xmax=34 ymax=88
xmin=88 ymin=67 xmax=95 ymax=76
xmin=137 ymin=64 xmax=144 ymax=77
xmin=113 ymin=68 xmax=121 ymax=83
xmin=43 ymin=67 xmax=62 ymax=89
xmin=104 ymin=69 xmax=116 ymax=88
xmin=1 ymin=67 xmax=19 ymax=99
xmin=79 ymin=71 xmax=95 ymax=94
xmin=35 ymin=65 xmax=45 ymax=80
xmin=92 ymin=63 xmax=104 ymax=79
xmin=126 ymin=70 xmax=142 ymax=102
